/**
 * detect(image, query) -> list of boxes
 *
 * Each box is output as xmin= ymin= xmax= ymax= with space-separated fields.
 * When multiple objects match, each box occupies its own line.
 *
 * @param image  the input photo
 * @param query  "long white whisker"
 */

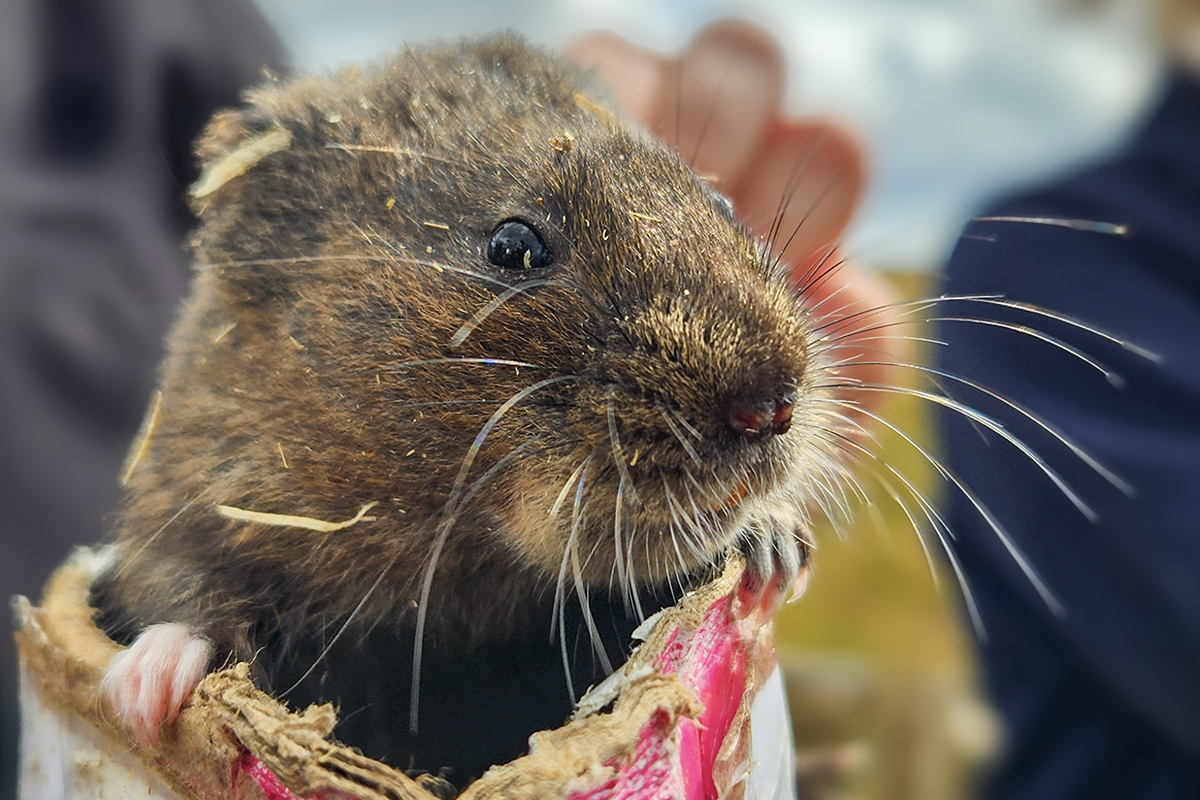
xmin=972 ymin=215 xmax=1129 ymax=236
xmin=958 ymin=297 xmax=1161 ymax=362
xmin=459 ymin=440 xmax=540 ymax=516
xmin=821 ymin=333 xmax=950 ymax=350
xmin=815 ymin=402 xmax=992 ymax=639
xmin=550 ymin=459 xmax=590 ymax=521
xmin=567 ymin=459 xmax=612 ymax=676
xmin=450 ymin=279 xmax=565 ymax=347
xmin=410 ymin=375 xmax=579 ymax=732
xmin=922 ymin=317 xmax=1125 ymax=388
xmin=555 ymin=527 xmax=574 ymax=699
xmin=814 ymin=293 xmax=1156 ymax=368
xmin=614 ymin=472 xmax=631 ymax=612
xmin=282 ymin=554 xmax=400 ymax=697
xmin=659 ymin=404 xmax=702 ymax=466
xmin=607 ymin=393 xmax=640 ymax=504
xmin=825 ymin=399 xmax=1063 ymax=618
xmin=660 ymin=476 xmax=696 ymax=578
xmin=387 ymin=357 xmax=543 ymax=371
xmin=827 ymin=359 xmax=1134 ymax=496
xmin=667 ymin=406 xmax=703 ymax=441
xmin=810 ymin=295 xmax=992 ymax=335
xmin=820 ymin=381 xmax=1097 ymax=522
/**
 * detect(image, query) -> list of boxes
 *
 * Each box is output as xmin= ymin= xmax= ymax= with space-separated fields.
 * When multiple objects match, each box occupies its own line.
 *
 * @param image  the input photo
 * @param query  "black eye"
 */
xmin=488 ymin=220 xmax=551 ymax=270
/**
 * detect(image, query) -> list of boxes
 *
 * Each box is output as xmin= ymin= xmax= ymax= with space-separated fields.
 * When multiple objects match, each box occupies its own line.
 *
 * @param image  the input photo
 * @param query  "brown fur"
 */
xmin=90 ymin=35 xmax=834 ymax=780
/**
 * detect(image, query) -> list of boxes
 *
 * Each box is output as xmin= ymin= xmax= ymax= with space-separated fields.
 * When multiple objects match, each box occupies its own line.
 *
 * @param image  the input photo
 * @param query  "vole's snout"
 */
xmin=725 ymin=394 xmax=795 ymax=442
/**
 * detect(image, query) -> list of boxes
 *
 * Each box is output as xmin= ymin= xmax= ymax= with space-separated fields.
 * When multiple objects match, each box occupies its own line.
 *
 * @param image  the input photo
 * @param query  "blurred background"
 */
xmin=254 ymin=0 xmax=1162 ymax=274
xmin=0 ymin=1 xmax=1188 ymax=799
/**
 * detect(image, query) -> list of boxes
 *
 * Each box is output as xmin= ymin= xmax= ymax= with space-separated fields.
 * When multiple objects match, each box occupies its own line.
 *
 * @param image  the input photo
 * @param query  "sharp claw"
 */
xmin=734 ymin=516 xmax=811 ymax=615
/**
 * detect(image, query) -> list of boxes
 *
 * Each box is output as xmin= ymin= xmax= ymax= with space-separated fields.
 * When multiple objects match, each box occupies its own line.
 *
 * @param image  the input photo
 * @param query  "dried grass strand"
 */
xmin=120 ymin=390 xmax=163 ymax=486
xmin=216 ymin=502 xmax=379 ymax=533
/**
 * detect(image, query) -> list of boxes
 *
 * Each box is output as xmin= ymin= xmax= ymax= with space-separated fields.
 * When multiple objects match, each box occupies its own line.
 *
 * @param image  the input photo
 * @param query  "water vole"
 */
xmin=90 ymin=34 xmax=834 ymax=783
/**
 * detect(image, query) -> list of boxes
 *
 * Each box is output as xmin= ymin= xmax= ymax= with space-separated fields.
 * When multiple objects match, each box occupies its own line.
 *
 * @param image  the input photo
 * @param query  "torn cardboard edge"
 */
xmin=14 ymin=548 xmax=780 ymax=800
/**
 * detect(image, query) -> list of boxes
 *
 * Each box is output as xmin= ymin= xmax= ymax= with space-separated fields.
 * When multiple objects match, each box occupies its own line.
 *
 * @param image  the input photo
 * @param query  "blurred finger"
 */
xmin=670 ymin=20 xmax=784 ymax=185
xmin=563 ymin=32 xmax=667 ymax=127
xmin=734 ymin=120 xmax=864 ymax=269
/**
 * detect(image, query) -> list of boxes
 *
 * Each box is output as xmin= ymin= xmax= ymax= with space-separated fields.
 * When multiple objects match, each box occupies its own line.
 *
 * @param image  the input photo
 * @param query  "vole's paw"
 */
xmin=734 ymin=513 xmax=812 ymax=616
xmin=100 ymin=622 xmax=214 ymax=747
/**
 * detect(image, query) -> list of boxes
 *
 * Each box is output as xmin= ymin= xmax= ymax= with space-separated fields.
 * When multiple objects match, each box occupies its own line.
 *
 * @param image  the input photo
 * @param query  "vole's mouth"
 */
xmin=707 ymin=478 xmax=752 ymax=513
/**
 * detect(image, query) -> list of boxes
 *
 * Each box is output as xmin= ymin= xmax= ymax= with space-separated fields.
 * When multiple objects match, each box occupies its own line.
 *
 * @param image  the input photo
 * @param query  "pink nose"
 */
xmin=726 ymin=397 xmax=794 ymax=441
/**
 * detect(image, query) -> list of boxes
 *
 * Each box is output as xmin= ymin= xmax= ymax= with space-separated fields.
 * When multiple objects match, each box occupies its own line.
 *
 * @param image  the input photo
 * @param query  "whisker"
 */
xmin=688 ymin=56 xmax=734 ymax=166
xmin=822 ymin=333 xmax=949 ymax=350
xmin=567 ymin=458 xmax=612 ymax=676
xmin=604 ymin=393 xmax=643 ymax=616
xmin=450 ymin=279 xmax=565 ymax=347
xmin=820 ymin=398 xmax=1063 ymax=619
xmin=820 ymin=312 xmax=1125 ymax=388
xmin=972 ymin=216 xmax=1129 ymax=236
xmin=792 ymin=241 xmax=842 ymax=300
xmin=810 ymin=295 xmax=956 ymax=336
xmin=812 ymin=293 xmax=1158 ymax=364
xmin=555 ymin=528 xmax=575 ymax=700
xmin=667 ymin=406 xmax=703 ymax=440
xmin=550 ymin=459 xmax=590 ymax=521
xmin=627 ymin=530 xmax=644 ymax=620
xmin=800 ymin=258 xmax=903 ymax=325
xmin=816 ymin=418 xmax=943 ymax=582
xmin=664 ymin=476 xmax=709 ymax=561
xmin=195 ymin=253 xmax=391 ymax=272
xmin=281 ymin=553 xmax=400 ymax=697
xmin=661 ymin=475 xmax=698 ymax=576
xmin=201 ymin=248 xmax=519 ymax=293
xmin=410 ymin=375 xmax=580 ymax=732
xmin=763 ymin=128 xmax=827 ymax=267
xmin=112 ymin=490 xmax=207 ymax=579
xmin=658 ymin=404 xmax=703 ymax=466
xmin=386 ymin=357 xmax=543 ymax=371
xmin=815 ymin=401 xmax=991 ymax=638
xmin=613 ymin=471 xmax=631 ymax=611
xmin=771 ymin=165 xmax=851 ymax=276
xmin=674 ymin=63 xmax=683 ymax=152
xmin=452 ymin=439 xmax=540 ymax=522
xmin=826 ymin=359 xmax=1134 ymax=496
xmin=607 ymin=392 xmax=640 ymax=504
xmin=955 ymin=297 xmax=1161 ymax=363
xmin=921 ymin=317 xmax=1126 ymax=388
xmin=818 ymin=380 xmax=1097 ymax=522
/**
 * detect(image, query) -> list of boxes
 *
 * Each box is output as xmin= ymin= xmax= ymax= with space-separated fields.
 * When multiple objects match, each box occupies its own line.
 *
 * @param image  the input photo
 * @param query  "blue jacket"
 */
xmin=940 ymin=69 xmax=1200 ymax=799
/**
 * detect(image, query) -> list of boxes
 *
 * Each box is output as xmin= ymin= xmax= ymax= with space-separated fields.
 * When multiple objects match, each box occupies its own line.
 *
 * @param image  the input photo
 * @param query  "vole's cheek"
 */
xmin=498 ymin=463 xmax=578 ymax=575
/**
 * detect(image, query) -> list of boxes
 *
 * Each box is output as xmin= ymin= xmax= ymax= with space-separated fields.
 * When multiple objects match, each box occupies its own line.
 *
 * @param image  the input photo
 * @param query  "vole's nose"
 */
xmin=726 ymin=396 xmax=794 ymax=441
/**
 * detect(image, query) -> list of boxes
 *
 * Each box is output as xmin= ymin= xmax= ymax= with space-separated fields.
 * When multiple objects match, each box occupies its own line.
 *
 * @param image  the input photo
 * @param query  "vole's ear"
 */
xmin=187 ymin=105 xmax=301 ymax=305
xmin=187 ymin=107 xmax=292 ymax=214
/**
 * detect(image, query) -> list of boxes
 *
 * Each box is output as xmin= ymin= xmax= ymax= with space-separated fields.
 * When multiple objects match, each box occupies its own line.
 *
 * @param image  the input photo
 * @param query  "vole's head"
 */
xmin=187 ymin=36 xmax=834 ymax=600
